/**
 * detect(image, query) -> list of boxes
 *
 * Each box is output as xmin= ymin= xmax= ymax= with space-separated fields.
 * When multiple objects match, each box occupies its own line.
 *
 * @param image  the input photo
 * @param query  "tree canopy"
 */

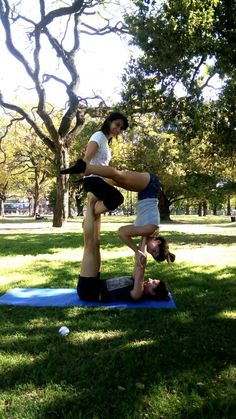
xmin=0 ymin=0 xmax=128 ymax=226
xmin=122 ymin=0 xmax=236 ymax=156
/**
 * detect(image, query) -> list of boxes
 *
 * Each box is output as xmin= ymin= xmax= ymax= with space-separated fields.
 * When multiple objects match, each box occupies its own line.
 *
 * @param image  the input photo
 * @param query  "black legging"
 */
xmin=83 ymin=176 xmax=124 ymax=211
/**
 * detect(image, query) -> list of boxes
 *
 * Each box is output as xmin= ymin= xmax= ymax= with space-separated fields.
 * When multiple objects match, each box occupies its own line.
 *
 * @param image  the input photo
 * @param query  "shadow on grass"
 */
xmin=0 ymin=231 xmax=124 ymax=257
xmin=0 ymin=226 xmax=235 ymax=416
xmin=0 ymin=230 xmax=235 ymax=258
xmin=0 ymin=265 xmax=235 ymax=418
xmin=160 ymin=231 xmax=236 ymax=246
xmin=0 ymin=216 xmax=53 ymax=224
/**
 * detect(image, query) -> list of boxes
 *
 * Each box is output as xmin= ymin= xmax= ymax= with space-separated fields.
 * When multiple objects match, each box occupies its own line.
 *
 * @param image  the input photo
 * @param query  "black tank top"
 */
xmin=100 ymin=276 xmax=134 ymax=302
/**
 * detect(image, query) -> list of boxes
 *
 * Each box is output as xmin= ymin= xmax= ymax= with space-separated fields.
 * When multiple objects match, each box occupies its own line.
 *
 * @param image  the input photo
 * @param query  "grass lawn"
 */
xmin=0 ymin=215 xmax=235 ymax=419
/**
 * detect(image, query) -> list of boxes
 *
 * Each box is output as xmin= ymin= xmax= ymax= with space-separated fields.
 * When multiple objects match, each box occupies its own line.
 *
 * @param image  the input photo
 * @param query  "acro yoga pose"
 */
xmin=61 ymin=159 xmax=175 ymax=263
xmin=77 ymin=193 xmax=170 ymax=303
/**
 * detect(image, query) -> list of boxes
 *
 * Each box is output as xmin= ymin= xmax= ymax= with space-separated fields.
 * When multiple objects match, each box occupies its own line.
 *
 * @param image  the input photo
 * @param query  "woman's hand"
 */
xmin=136 ymin=249 xmax=147 ymax=268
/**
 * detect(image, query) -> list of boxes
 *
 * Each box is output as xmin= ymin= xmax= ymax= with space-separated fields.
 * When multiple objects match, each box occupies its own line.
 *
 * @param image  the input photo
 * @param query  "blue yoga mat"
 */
xmin=0 ymin=288 xmax=176 ymax=309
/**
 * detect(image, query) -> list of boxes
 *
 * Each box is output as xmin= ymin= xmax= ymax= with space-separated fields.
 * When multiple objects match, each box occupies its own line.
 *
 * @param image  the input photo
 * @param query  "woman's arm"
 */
xmin=130 ymin=241 xmax=147 ymax=300
xmin=83 ymin=141 xmax=99 ymax=163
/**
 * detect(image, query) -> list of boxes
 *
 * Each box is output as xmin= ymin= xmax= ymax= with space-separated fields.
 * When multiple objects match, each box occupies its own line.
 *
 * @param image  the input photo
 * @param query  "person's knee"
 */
xmin=118 ymin=226 xmax=125 ymax=239
xmin=87 ymin=192 xmax=98 ymax=206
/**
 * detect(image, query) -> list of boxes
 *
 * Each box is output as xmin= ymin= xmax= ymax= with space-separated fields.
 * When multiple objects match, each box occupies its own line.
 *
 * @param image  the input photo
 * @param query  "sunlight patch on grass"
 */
xmin=126 ymin=339 xmax=155 ymax=348
xmin=218 ymin=366 xmax=236 ymax=381
xmin=216 ymin=310 xmax=236 ymax=320
xmin=146 ymin=381 xmax=204 ymax=417
xmin=175 ymin=246 xmax=236 ymax=266
xmin=0 ymin=272 xmax=43 ymax=287
xmin=0 ymin=383 xmax=79 ymax=418
xmin=0 ymin=353 xmax=38 ymax=369
xmin=0 ymin=248 xmax=132 ymax=268
xmin=101 ymin=248 xmax=133 ymax=258
xmin=74 ymin=330 xmax=126 ymax=342
xmin=170 ymin=215 xmax=230 ymax=224
xmin=0 ymin=249 xmax=134 ymax=288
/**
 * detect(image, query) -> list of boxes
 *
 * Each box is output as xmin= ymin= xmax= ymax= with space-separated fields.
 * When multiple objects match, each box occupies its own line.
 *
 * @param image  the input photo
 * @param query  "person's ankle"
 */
xmin=84 ymin=167 xmax=90 ymax=175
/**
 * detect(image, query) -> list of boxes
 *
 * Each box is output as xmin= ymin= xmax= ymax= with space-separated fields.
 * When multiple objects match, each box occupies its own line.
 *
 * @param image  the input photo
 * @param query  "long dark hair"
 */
xmin=100 ymin=112 xmax=129 ymax=140
xmin=152 ymin=236 xmax=175 ymax=263
xmin=145 ymin=280 xmax=170 ymax=301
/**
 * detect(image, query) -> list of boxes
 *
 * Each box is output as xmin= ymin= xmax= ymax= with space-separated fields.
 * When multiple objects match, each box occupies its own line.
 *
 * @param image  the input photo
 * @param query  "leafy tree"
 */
xmin=0 ymin=135 xmax=19 ymax=216
xmin=112 ymin=113 xmax=235 ymax=219
xmin=13 ymin=134 xmax=53 ymax=216
xmin=122 ymin=0 xmax=236 ymax=155
xmin=0 ymin=127 xmax=53 ymax=216
xmin=110 ymin=113 xmax=187 ymax=220
xmin=0 ymin=0 xmax=128 ymax=226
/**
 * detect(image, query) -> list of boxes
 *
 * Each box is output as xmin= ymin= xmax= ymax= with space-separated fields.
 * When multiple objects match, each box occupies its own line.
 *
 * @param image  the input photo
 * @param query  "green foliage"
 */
xmin=0 ymin=120 xmax=54 ymax=212
xmin=70 ymin=119 xmax=101 ymax=159
xmin=123 ymin=0 xmax=236 ymax=156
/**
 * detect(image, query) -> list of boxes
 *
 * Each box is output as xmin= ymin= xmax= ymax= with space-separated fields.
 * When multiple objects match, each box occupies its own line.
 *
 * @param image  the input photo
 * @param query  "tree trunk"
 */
xmin=198 ymin=201 xmax=202 ymax=216
xmin=203 ymin=200 xmax=208 ymax=216
xmin=33 ymin=172 xmax=40 ymax=216
xmin=0 ymin=199 xmax=5 ymax=217
xmin=28 ymin=197 xmax=33 ymax=216
xmin=185 ymin=203 xmax=190 ymax=215
xmin=69 ymin=192 xmax=73 ymax=218
xmin=212 ymin=203 xmax=217 ymax=215
xmin=226 ymin=194 xmax=231 ymax=216
xmin=76 ymin=201 xmax=84 ymax=216
xmin=158 ymin=190 xmax=171 ymax=221
xmin=75 ymin=192 xmax=84 ymax=216
xmin=53 ymin=145 xmax=70 ymax=227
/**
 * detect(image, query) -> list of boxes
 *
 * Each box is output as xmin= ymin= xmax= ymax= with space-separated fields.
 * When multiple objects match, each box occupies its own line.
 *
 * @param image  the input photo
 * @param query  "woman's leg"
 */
xmin=94 ymin=213 xmax=101 ymax=272
xmin=84 ymin=164 xmax=150 ymax=192
xmin=93 ymin=201 xmax=108 ymax=217
xmin=80 ymin=193 xmax=100 ymax=277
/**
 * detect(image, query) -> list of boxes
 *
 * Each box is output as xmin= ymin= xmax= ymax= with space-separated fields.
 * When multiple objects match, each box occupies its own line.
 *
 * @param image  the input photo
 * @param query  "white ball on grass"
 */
xmin=59 ymin=326 xmax=70 ymax=336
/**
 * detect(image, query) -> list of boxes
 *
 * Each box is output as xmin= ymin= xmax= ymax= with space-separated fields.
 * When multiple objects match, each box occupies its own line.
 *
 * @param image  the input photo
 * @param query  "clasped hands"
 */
xmin=136 ymin=249 xmax=147 ymax=268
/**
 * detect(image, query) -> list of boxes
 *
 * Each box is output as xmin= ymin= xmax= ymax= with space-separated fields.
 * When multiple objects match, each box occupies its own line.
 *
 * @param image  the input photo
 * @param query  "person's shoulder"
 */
xmin=89 ymin=131 xmax=106 ymax=143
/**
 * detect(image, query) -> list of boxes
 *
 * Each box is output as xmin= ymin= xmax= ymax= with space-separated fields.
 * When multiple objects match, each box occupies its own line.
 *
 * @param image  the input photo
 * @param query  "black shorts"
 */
xmin=77 ymin=274 xmax=102 ymax=302
xmin=83 ymin=176 xmax=124 ymax=211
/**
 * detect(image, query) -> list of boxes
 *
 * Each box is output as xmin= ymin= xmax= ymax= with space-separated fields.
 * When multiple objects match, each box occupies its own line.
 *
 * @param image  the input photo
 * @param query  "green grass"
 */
xmin=0 ymin=216 xmax=235 ymax=418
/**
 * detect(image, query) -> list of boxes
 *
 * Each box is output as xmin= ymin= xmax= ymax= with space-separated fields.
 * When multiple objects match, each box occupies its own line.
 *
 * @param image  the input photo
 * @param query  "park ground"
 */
xmin=0 ymin=215 xmax=235 ymax=418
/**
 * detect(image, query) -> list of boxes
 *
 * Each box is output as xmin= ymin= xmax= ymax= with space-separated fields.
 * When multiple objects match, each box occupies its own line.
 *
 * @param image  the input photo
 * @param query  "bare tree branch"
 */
xmin=80 ymin=20 xmax=129 ymax=35
xmin=200 ymin=73 xmax=218 ymax=90
xmin=0 ymin=0 xmax=128 ymax=225
xmin=0 ymin=93 xmax=55 ymax=151
xmin=35 ymin=0 xmax=85 ymax=31
xmin=189 ymin=56 xmax=206 ymax=90
xmin=0 ymin=114 xmax=24 ymax=143
xmin=42 ymin=74 xmax=68 ymax=88
xmin=0 ymin=0 xmax=34 ymax=78
xmin=42 ymin=13 xmax=81 ymax=136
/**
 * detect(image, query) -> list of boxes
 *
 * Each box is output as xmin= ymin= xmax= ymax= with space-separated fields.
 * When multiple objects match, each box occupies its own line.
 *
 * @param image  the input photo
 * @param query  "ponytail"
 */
xmin=167 ymin=252 xmax=176 ymax=263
